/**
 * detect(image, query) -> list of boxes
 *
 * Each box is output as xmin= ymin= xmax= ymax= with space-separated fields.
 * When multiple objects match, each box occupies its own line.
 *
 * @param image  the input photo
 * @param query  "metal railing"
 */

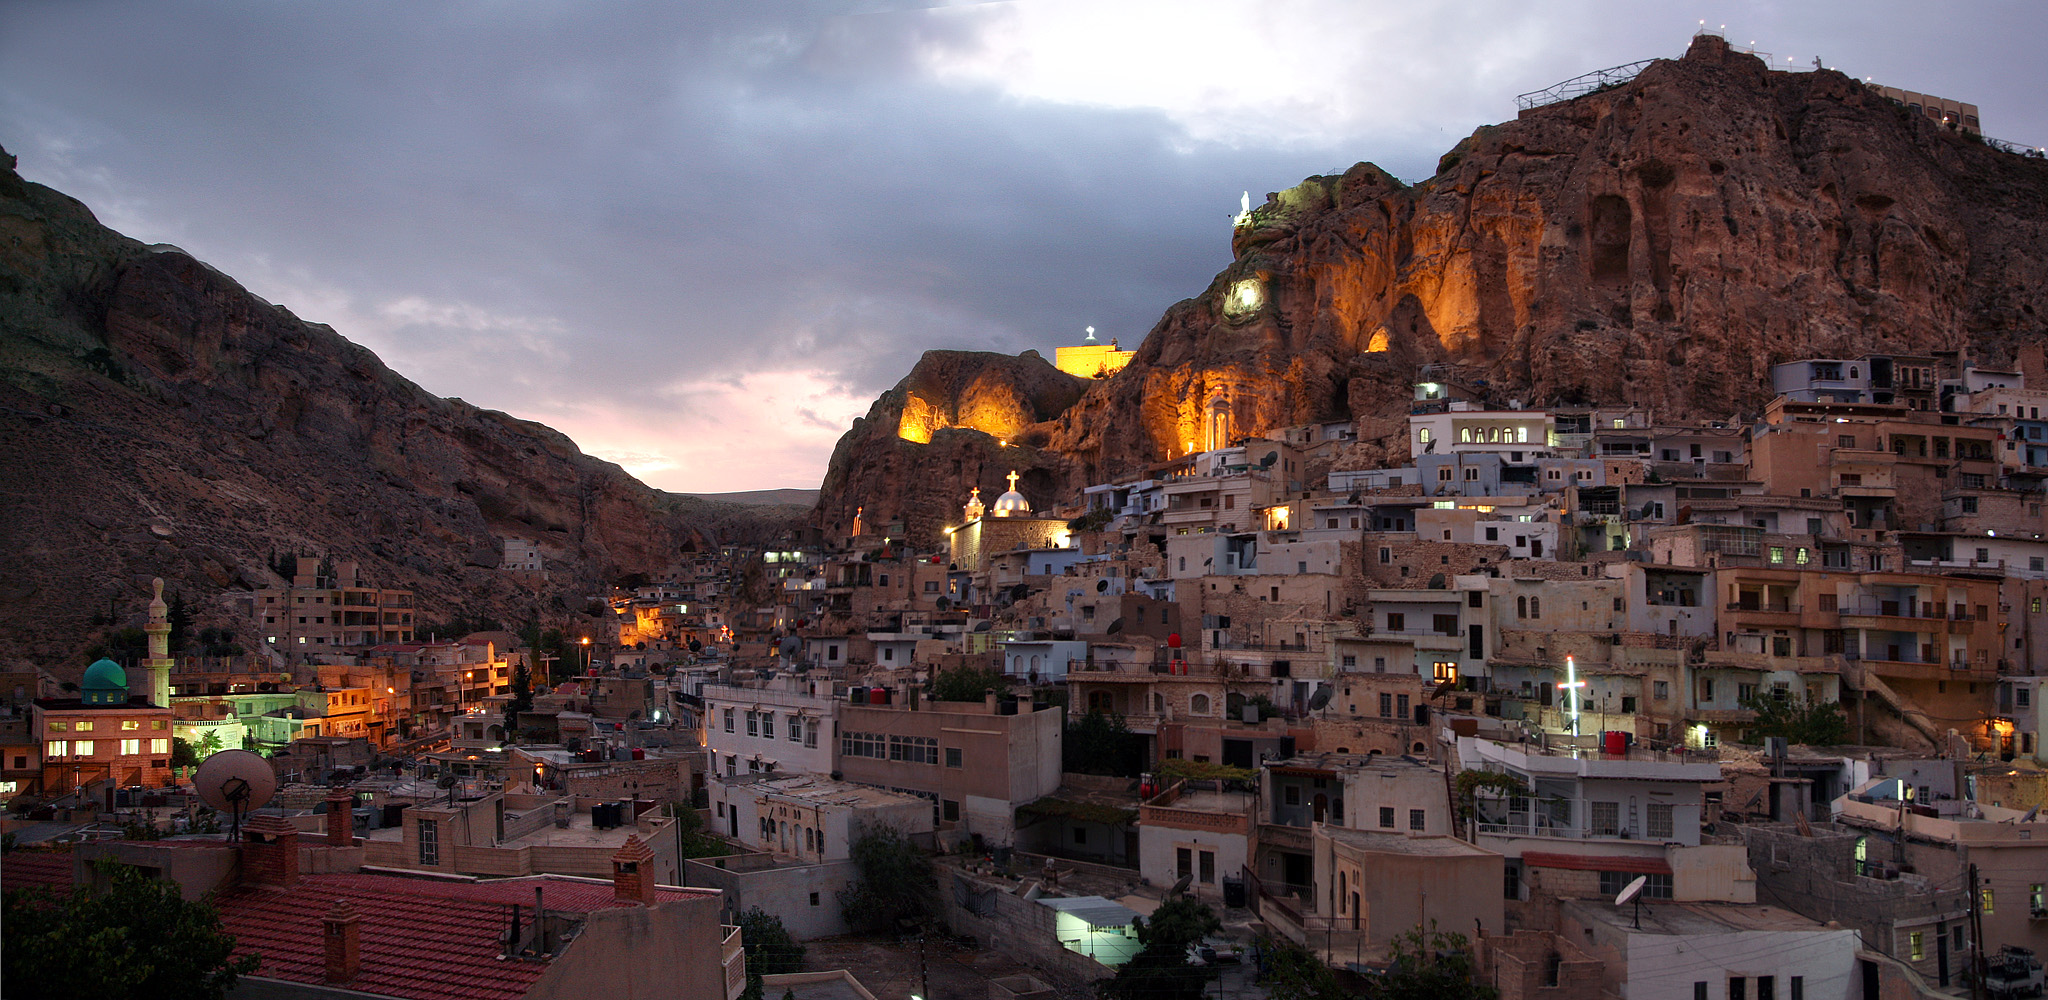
xmin=1516 ymin=59 xmax=1656 ymax=111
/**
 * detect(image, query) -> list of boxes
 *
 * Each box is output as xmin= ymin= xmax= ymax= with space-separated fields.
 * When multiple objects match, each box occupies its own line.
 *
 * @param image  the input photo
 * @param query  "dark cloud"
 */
xmin=2 ymin=1 xmax=2043 ymax=489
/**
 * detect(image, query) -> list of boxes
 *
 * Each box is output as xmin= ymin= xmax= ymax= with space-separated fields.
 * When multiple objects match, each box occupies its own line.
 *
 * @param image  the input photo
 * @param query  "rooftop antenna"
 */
xmin=1615 ymin=874 xmax=1648 ymax=928
xmin=194 ymin=749 xmax=277 ymax=843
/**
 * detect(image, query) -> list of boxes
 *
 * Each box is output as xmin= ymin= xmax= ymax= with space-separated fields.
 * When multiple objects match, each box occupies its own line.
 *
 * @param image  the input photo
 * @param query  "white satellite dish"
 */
xmin=1615 ymin=874 xmax=1648 ymax=928
xmin=193 ymin=749 xmax=277 ymax=841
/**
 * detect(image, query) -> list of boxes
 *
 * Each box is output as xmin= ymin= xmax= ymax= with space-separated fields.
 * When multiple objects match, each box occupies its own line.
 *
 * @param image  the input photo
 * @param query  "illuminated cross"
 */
xmin=1556 ymin=654 xmax=1587 ymax=737
xmin=1006 ymin=470 xmax=1021 ymax=492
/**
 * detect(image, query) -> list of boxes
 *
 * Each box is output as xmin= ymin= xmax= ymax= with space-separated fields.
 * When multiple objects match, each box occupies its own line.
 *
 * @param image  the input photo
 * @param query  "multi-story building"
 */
xmin=833 ymin=690 xmax=1062 ymax=848
xmin=254 ymin=557 xmax=415 ymax=650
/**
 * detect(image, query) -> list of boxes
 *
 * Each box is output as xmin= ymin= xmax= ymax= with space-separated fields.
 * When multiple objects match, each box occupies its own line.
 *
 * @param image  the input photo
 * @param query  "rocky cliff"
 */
xmin=818 ymin=34 xmax=2048 ymax=544
xmin=0 ymin=149 xmax=801 ymax=662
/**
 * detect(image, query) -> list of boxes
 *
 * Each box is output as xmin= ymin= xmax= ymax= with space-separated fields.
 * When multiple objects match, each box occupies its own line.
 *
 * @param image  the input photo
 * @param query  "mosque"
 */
xmin=32 ymin=579 xmax=177 ymax=795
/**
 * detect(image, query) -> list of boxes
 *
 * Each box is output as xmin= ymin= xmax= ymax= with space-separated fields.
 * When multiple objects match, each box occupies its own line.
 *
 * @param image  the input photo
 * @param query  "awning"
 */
xmin=1522 ymin=851 xmax=1671 ymax=875
xmin=1039 ymin=896 xmax=1141 ymax=929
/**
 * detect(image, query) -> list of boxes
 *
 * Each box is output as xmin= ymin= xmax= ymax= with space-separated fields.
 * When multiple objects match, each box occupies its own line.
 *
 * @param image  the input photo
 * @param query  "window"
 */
xmin=1791 ymin=977 xmax=1803 ymax=1000
xmin=1648 ymin=803 xmax=1674 ymax=839
xmin=1379 ymin=807 xmax=1395 ymax=829
xmin=1177 ymin=847 xmax=1192 ymax=879
xmin=1696 ymin=985 xmax=1709 ymax=1000
xmin=1654 ymin=680 xmax=1669 ymax=701
xmin=74 ymin=741 xmax=93 ymax=756
xmin=45 ymin=740 xmax=66 ymax=757
xmin=888 ymin=734 xmax=938 ymax=764
xmin=1379 ymin=693 xmax=1393 ymax=718
xmin=788 ymin=716 xmax=803 ymax=743
xmin=1396 ymin=695 xmax=1410 ymax=717
xmin=1191 ymin=694 xmax=1211 ymax=715
xmin=945 ymin=747 xmax=963 ymax=767
xmin=119 ymin=739 xmax=140 ymax=756
xmin=1769 ymin=546 xmax=1785 ymax=564
xmin=760 ymin=713 xmax=774 ymax=739
xmin=1910 ymin=931 xmax=1924 ymax=961
xmin=150 ymin=738 xmax=168 ymax=754
xmin=1199 ymin=850 xmax=1215 ymax=883
xmin=418 ymin=818 xmax=439 ymax=865
xmin=1284 ymin=785 xmax=1301 ymax=806
xmin=841 ymin=731 xmax=886 ymax=758
xmin=745 ymin=711 xmax=757 ymax=737
xmin=943 ymin=799 xmax=960 ymax=822
xmin=1590 ymin=801 xmax=1620 ymax=836
xmin=1409 ymin=809 xmax=1425 ymax=831
xmin=1387 ymin=613 xmax=1405 ymax=631
xmin=1982 ymin=887 xmax=1995 ymax=913
xmin=1529 ymin=597 xmax=1540 ymax=619
xmin=1756 ymin=976 xmax=1775 ymax=1000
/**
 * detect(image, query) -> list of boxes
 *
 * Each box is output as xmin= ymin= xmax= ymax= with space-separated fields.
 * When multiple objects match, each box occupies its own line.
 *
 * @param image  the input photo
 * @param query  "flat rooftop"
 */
xmin=734 ymin=773 xmax=930 ymax=810
xmin=1321 ymin=827 xmax=1494 ymax=857
xmin=1562 ymin=898 xmax=1832 ymax=936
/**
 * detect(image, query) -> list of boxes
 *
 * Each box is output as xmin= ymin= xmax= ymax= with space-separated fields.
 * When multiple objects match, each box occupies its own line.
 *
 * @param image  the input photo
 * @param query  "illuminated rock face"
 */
xmin=827 ymin=33 xmax=2048 ymax=545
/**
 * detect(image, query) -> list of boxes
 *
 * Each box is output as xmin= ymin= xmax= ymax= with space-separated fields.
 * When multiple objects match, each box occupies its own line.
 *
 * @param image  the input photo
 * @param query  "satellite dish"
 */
xmin=1169 ymin=875 xmax=1193 ymax=897
xmin=1307 ymin=687 xmax=1334 ymax=711
xmin=1614 ymin=875 xmax=1647 ymax=906
xmin=1096 ymin=579 xmax=1109 ymax=593
xmin=1261 ymin=451 xmax=1279 ymax=468
xmin=193 ymin=750 xmax=277 ymax=842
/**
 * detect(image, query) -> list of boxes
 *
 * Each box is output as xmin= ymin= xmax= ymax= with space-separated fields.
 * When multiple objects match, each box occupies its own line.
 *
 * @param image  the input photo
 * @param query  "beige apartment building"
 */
xmin=255 ymin=557 xmax=415 ymax=650
xmin=833 ymin=692 xmax=1063 ymax=849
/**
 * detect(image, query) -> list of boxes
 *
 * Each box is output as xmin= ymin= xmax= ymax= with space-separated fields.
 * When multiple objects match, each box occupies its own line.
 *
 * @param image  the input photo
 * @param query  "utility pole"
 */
xmin=918 ymin=930 xmax=931 ymax=1000
xmin=1968 ymin=863 xmax=1985 ymax=1000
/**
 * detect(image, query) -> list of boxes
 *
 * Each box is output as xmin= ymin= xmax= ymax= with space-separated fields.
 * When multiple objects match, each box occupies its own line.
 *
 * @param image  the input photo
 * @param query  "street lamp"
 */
xmin=581 ymin=637 xmax=592 ymax=676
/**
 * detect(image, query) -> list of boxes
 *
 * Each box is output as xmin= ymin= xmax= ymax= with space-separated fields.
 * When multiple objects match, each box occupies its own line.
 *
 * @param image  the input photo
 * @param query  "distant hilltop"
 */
xmin=682 ymin=488 xmax=820 ymax=507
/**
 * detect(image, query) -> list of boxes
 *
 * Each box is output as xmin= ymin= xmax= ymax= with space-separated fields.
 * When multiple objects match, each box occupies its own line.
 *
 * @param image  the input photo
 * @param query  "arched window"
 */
xmin=1191 ymin=693 xmax=1211 ymax=715
xmin=1412 ymin=742 xmax=1428 ymax=754
xmin=1517 ymin=596 xmax=1528 ymax=619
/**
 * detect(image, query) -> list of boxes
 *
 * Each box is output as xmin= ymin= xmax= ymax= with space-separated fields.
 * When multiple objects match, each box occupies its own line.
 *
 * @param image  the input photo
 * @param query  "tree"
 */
xmin=1366 ymin=926 xmax=1494 ymax=1000
xmin=504 ymin=661 xmax=534 ymax=733
xmin=1263 ymin=940 xmax=1352 ymax=1000
xmin=167 ymin=593 xmax=194 ymax=653
xmin=1063 ymin=711 xmax=1145 ymax=777
xmin=1096 ymin=897 xmax=1221 ymax=1000
xmin=4 ymin=860 xmax=260 ymax=1000
xmin=932 ymin=664 xmax=1008 ymax=703
xmin=838 ymin=825 xmax=938 ymax=935
xmin=1740 ymin=694 xmax=1849 ymax=746
xmin=170 ymin=737 xmax=202 ymax=770
xmin=737 ymin=906 xmax=805 ymax=976
xmin=668 ymin=803 xmax=733 ymax=860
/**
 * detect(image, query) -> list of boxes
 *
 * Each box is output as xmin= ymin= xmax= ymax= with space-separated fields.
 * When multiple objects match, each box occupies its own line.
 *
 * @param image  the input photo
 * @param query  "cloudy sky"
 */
xmin=4 ymin=2 xmax=2043 ymax=492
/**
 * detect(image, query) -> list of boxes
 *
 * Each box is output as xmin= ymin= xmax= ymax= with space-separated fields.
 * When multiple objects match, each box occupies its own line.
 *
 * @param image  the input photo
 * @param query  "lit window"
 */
xmin=45 ymin=740 xmax=67 ymax=757
xmin=74 ymin=741 xmax=94 ymax=756
xmin=119 ymin=739 xmax=140 ymax=755
xmin=150 ymin=738 xmax=169 ymax=754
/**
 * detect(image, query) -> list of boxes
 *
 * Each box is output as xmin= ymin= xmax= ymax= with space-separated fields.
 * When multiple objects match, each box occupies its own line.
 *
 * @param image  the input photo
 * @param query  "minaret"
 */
xmin=143 ymin=577 xmax=174 ymax=708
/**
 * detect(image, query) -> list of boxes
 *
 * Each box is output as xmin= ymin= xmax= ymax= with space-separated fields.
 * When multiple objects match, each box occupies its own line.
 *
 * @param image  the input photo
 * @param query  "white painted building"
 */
xmin=1561 ymin=898 xmax=1859 ymax=1000
xmin=709 ymin=772 xmax=934 ymax=861
xmin=702 ymin=677 xmax=839 ymax=778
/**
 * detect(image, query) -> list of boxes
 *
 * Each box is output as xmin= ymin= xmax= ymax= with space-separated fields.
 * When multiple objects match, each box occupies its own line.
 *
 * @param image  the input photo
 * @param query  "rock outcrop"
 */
xmin=818 ymin=34 xmax=2048 ymax=544
xmin=0 ymin=149 xmax=801 ymax=662
xmin=818 ymin=350 xmax=1081 ymax=544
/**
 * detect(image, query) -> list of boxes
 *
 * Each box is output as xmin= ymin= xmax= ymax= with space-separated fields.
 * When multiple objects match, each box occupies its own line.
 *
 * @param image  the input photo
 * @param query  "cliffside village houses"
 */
xmin=10 ymin=350 xmax=2048 ymax=999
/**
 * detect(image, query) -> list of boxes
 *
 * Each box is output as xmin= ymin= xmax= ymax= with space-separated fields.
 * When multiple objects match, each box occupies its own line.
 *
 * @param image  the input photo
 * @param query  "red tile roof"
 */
xmin=1522 ymin=851 xmax=1672 ymax=875
xmin=214 ymin=873 xmax=713 ymax=1000
xmin=1 ymin=851 xmax=75 ymax=893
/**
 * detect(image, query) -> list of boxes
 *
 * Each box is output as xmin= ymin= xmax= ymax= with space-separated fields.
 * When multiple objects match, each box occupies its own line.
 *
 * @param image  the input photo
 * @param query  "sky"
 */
xmin=4 ymin=1 xmax=2044 ymax=492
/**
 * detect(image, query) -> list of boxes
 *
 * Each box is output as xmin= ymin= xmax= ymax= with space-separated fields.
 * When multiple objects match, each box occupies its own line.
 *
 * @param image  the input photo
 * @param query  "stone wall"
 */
xmin=940 ymin=871 xmax=1116 ymax=988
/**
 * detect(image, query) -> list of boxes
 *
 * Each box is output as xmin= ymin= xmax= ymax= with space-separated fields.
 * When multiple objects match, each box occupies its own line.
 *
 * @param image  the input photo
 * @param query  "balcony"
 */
xmin=722 ymin=925 xmax=747 ymax=1000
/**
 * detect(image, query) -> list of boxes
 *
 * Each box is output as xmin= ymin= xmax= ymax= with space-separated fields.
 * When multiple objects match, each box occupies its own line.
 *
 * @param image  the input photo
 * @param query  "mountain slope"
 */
xmin=0 ymin=148 xmax=798 ymax=660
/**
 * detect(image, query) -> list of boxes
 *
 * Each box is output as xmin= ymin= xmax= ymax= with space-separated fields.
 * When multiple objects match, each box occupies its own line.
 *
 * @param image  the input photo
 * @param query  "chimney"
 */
xmin=242 ymin=813 xmax=301 ymax=887
xmin=985 ymin=689 xmax=999 ymax=714
xmin=326 ymin=787 xmax=357 ymax=847
xmin=322 ymin=898 xmax=362 ymax=983
xmin=611 ymin=834 xmax=657 ymax=905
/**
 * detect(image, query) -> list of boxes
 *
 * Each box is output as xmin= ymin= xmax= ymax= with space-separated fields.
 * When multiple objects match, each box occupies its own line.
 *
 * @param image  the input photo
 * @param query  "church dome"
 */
xmin=82 ymin=658 xmax=128 ymax=705
xmin=991 ymin=471 xmax=1031 ymax=517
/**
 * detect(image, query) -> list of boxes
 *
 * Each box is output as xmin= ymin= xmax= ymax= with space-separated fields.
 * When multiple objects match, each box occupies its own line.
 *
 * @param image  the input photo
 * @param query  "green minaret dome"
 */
xmin=82 ymin=658 xmax=129 ymax=705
